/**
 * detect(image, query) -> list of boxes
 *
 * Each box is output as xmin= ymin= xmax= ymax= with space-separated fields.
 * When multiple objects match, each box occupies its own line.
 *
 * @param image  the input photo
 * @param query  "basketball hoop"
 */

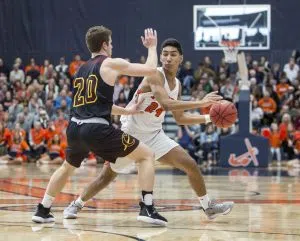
xmin=221 ymin=40 xmax=240 ymax=64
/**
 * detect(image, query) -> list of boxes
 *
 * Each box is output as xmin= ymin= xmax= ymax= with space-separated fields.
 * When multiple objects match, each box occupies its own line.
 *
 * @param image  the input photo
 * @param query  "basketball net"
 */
xmin=221 ymin=40 xmax=240 ymax=64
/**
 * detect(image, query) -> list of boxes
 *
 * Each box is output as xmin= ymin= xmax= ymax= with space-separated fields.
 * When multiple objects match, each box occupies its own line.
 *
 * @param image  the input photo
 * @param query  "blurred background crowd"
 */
xmin=0 ymin=51 xmax=299 ymax=166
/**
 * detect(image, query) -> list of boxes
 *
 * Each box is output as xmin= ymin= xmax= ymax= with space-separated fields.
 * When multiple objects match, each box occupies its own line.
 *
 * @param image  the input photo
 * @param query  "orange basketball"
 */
xmin=209 ymin=100 xmax=237 ymax=128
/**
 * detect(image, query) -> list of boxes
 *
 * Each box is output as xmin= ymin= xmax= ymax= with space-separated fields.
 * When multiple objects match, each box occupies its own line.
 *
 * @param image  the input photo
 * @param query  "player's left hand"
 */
xmin=199 ymin=91 xmax=223 ymax=107
xmin=125 ymin=97 xmax=145 ymax=115
xmin=141 ymin=28 xmax=157 ymax=49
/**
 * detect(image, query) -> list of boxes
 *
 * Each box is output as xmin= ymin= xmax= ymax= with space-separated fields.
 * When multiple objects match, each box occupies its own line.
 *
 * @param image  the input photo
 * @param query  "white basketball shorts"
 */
xmin=110 ymin=128 xmax=178 ymax=173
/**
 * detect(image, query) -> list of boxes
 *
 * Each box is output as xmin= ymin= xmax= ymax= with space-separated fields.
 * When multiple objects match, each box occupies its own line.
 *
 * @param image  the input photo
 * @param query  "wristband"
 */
xmin=204 ymin=114 xmax=211 ymax=124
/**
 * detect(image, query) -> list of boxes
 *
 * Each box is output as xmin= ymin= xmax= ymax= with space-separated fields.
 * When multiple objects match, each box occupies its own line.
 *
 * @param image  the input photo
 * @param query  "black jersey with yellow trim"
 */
xmin=70 ymin=55 xmax=113 ymax=122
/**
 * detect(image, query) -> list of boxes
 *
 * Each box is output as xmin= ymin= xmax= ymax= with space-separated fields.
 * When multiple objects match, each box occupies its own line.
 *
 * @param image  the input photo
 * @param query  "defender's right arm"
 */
xmin=101 ymin=29 xmax=158 ymax=85
xmin=104 ymin=57 xmax=157 ymax=77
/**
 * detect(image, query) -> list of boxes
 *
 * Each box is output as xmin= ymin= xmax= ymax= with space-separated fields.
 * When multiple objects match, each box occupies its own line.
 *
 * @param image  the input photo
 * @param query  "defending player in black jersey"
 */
xmin=32 ymin=26 xmax=167 ymax=226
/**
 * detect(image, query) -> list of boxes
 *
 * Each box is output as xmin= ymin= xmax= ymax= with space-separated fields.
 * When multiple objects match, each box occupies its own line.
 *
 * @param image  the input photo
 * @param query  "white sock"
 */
xmin=41 ymin=193 xmax=55 ymax=208
xmin=75 ymin=197 xmax=85 ymax=207
xmin=198 ymin=194 xmax=210 ymax=210
xmin=143 ymin=194 xmax=153 ymax=206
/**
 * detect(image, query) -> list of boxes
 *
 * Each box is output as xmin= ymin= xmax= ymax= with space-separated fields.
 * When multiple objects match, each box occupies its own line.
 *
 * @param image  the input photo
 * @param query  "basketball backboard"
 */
xmin=193 ymin=5 xmax=271 ymax=50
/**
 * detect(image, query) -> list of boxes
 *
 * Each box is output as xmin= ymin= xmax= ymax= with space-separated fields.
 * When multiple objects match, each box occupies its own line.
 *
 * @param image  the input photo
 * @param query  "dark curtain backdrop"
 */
xmin=0 ymin=0 xmax=299 ymax=66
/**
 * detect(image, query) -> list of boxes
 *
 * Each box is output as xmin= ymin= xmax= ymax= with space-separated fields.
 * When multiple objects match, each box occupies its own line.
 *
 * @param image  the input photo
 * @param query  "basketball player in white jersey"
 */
xmin=64 ymin=38 xmax=234 ymax=220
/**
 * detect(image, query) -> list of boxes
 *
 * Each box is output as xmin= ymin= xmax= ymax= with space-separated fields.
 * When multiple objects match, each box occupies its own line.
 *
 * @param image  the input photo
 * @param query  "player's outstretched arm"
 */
xmin=142 ymin=28 xmax=158 ymax=69
xmin=102 ymin=28 xmax=158 ymax=79
xmin=146 ymin=72 xmax=222 ymax=111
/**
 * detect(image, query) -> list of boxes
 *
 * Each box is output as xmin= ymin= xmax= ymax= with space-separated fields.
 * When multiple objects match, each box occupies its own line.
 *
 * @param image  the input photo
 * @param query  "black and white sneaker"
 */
xmin=137 ymin=202 xmax=168 ymax=226
xmin=32 ymin=203 xmax=55 ymax=223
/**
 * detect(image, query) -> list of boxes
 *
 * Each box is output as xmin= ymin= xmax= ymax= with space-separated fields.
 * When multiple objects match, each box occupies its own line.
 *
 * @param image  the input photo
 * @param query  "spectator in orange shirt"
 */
xmin=29 ymin=121 xmax=47 ymax=160
xmin=276 ymin=77 xmax=290 ymax=100
xmin=69 ymin=54 xmax=84 ymax=78
xmin=25 ymin=58 xmax=40 ymax=79
xmin=0 ymin=131 xmax=30 ymax=165
xmin=0 ymin=122 xmax=11 ymax=157
xmin=37 ymin=134 xmax=66 ymax=165
xmin=258 ymin=91 xmax=277 ymax=113
xmin=40 ymin=59 xmax=50 ymax=76
xmin=11 ymin=123 xmax=26 ymax=141
xmin=269 ymin=123 xmax=282 ymax=164
xmin=279 ymin=113 xmax=292 ymax=142
xmin=258 ymin=91 xmax=277 ymax=125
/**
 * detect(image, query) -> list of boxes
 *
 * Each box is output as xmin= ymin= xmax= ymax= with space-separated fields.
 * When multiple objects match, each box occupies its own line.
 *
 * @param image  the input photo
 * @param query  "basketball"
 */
xmin=209 ymin=100 xmax=237 ymax=128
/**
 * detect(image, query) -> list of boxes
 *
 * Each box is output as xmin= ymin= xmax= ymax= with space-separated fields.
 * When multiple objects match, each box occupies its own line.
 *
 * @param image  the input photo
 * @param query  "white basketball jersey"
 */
xmin=121 ymin=67 xmax=180 ymax=133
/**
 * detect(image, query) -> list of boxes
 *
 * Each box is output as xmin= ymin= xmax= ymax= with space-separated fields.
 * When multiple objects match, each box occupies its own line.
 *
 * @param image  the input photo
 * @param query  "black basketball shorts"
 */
xmin=65 ymin=121 xmax=139 ymax=168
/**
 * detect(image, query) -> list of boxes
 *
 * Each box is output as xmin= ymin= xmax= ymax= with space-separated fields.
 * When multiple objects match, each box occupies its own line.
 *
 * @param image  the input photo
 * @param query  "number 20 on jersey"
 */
xmin=73 ymin=75 xmax=98 ymax=107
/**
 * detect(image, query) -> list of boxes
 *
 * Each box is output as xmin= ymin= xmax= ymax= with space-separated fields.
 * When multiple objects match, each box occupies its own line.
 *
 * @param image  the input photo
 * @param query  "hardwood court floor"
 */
xmin=0 ymin=164 xmax=300 ymax=241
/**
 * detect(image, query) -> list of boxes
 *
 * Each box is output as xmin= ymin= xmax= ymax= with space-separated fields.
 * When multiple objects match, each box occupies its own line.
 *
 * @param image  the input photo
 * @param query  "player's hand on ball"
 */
xmin=141 ymin=28 xmax=157 ymax=49
xmin=200 ymin=91 xmax=223 ymax=107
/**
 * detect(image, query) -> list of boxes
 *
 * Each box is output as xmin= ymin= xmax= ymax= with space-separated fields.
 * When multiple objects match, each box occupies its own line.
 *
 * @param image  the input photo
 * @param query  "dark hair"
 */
xmin=160 ymin=38 xmax=183 ymax=55
xmin=85 ymin=26 xmax=112 ymax=53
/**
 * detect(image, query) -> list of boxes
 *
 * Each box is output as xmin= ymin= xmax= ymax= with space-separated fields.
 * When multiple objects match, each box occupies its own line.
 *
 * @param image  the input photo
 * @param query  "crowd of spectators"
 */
xmin=0 ymin=51 xmax=299 ymax=167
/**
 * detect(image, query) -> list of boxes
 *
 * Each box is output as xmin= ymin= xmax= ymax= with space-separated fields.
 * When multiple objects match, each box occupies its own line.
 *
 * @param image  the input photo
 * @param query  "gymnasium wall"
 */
xmin=0 ymin=0 xmax=298 ymax=66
